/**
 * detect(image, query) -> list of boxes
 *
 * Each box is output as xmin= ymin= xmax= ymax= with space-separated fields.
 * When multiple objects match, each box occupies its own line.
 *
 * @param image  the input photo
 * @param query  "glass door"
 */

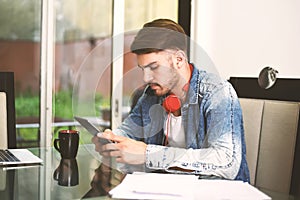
xmin=0 ymin=0 xmax=42 ymax=148
xmin=53 ymin=0 xmax=113 ymax=145
xmin=53 ymin=0 xmax=179 ymax=146
xmin=121 ymin=0 xmax=179 ymax=119
xmin=0 ymin=0 xmax=179 ymax=148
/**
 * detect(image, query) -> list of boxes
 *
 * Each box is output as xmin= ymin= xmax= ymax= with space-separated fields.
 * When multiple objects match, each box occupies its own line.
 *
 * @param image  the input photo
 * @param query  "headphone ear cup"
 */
xmin=162 ymin=94 xmax=181 ymax=113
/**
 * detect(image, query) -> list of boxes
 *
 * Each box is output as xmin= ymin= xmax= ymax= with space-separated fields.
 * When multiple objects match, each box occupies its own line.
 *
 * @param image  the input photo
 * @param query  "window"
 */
xmin=53 ymin=0 xmax=113 ymax=145
xmin=0 ymin=0 xmax=42 ymax=147
xmin=0 ymin=0 xmax=179 ymax=147
xmin=121 ymin=0 xmax=178 ymax=125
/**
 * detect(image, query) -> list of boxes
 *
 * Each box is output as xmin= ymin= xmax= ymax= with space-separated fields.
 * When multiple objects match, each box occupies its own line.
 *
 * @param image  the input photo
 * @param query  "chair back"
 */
xmin=0 ymin=72 xmax=16 ymax=148
xmin=239 ymin=98 xmax=264 ymax=185
xmin=240 ymin=97 xmax=300 ymax=194
xmin=0 ymin=92 xmax=8 ymax=149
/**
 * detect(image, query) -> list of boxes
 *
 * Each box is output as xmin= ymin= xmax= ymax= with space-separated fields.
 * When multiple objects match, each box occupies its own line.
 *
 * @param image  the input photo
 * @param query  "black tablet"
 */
xmin=74 ymin=116 xmax=112 ymax=145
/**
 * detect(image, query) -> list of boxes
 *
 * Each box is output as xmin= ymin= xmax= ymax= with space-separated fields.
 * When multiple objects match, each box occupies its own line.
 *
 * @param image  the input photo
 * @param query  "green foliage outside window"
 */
xmin=15 ymin=90 xmax=108 ymax=119
xmin=15 ymin=90 xmax=109 ymax=147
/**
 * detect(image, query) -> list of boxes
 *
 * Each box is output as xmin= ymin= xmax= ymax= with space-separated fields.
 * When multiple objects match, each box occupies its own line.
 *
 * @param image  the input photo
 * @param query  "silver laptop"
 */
xmin=0 ymin=149 xmax=43 ymax=167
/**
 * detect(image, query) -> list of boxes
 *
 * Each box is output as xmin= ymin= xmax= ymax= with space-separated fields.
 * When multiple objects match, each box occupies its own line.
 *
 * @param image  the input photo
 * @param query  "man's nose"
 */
xmin=143 ymin=68 xmax=153 ymax=83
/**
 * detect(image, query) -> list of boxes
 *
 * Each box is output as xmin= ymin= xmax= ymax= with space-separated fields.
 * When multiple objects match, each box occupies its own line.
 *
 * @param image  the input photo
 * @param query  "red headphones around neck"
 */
xmin=162 ymin=94 xmax=181 ymax=113
xmin=161 ymin=64 xmax=193 ymax=113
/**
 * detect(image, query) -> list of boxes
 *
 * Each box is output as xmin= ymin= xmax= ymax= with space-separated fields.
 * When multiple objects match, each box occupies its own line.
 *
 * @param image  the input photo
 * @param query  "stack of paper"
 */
xmin=192 ymin=179 xmax=271 ymax=200
xmin=109 ymin=172 xmax=195 ymax=199
xmin=109 ymin=172 xmax=271 ymax=200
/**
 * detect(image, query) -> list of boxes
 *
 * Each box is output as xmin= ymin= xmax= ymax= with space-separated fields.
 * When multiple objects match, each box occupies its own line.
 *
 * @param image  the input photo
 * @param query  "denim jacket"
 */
xmin=114 ymin=64 xmax=250 ymax=182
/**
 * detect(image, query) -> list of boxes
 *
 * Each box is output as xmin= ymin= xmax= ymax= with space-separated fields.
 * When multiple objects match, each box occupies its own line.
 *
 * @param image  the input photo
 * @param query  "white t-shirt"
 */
xmin=164 ymin=113 xmax=186 ymax=148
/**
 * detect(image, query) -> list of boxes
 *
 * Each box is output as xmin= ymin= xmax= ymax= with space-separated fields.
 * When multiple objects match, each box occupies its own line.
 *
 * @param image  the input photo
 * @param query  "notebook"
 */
xmin=0 ymin=149 xmax=43 ymax=167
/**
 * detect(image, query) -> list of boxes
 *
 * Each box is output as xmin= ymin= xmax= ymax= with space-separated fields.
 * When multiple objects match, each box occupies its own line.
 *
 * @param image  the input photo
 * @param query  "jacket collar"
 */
xmin=187 ymin=63 xmax=201 ymax=105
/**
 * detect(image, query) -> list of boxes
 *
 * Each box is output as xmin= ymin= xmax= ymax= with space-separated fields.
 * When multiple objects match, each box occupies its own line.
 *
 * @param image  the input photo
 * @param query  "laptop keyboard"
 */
xmin=0 ymin=150 xmax=20 ymax=162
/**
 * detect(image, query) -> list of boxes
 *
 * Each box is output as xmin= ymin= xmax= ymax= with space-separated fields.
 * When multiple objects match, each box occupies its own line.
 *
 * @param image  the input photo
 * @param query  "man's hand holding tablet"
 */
xmin=76 ymin=116 xmax=147 ymax=164
xmin=95 ymin=129 xmax=147 ymax=165
xmin=74 ymin=116 xmax=113 ymax=145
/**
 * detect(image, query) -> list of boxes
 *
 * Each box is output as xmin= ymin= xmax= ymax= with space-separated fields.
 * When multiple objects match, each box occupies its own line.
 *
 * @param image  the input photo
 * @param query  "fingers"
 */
xmin=103 ymin=129 xmax=112 ymax=134
xmin=93 ymin=130 xmax=146 ymax=165
xmin=91 ymin=135 xmax=99 ymax=144
xmin=93 ymin=129 xmax=114 ymax=152
xmin=101 ymin=143 xmax=118 ymax=152
xmin=97 ymin=130 xmax=126 ymax=143
xmin=100 ymin=144 xmax=125 ymax=163
xmin=92 ymin=135 xmax=103 ymax=152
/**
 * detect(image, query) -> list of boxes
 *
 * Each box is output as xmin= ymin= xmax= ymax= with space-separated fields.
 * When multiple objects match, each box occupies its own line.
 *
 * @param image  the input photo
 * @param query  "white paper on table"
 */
xmin=109 ymin=172 xmax=196 ymax=199
xmin=193 ymin=179 xmax=271 ymax=200
xmin=109 ymin=172 xmax=271 ymax=200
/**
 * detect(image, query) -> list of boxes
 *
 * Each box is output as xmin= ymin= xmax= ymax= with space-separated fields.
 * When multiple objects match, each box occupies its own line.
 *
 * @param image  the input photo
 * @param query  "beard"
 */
xmin=147 ymin=62 xmax=181 ymax=96
xmin=149 ymin=83 xmax=169 ymax=96
xmin=149 ymin=72 xmax=179 ymax=96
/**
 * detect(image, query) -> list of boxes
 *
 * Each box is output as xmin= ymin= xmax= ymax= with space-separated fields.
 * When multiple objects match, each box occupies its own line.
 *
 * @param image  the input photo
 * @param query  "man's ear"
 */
xmin=174 ymin=50 xmax=187 ymax=69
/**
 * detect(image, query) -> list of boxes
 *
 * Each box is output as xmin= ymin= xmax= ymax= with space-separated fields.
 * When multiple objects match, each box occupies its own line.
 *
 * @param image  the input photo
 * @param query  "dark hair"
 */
xmin=130 ymin=19 xmax=187 ymax=55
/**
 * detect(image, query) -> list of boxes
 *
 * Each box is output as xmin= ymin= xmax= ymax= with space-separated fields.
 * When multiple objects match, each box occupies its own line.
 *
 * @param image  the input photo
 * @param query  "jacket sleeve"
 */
xmin=113 ymin=90 xmax=165 ymax=142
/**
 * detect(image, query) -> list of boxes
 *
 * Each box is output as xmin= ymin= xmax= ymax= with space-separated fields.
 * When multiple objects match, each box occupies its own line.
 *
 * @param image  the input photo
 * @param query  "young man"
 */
xmin=94 ymin=19 xmax=250 ymax=182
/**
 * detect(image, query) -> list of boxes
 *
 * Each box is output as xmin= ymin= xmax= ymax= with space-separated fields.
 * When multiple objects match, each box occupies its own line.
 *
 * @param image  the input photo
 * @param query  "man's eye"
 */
xmin=150 ymin=65 xmax=159 ymax=70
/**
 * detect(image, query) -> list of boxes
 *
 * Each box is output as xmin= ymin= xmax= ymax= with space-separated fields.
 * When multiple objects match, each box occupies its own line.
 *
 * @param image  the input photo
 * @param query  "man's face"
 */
xmin=137 ymin=51 xmax=179 ymax=96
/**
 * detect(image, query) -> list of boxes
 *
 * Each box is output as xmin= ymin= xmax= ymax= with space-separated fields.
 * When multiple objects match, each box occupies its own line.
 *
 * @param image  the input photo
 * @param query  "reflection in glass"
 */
xmin=82 ymin=162 xmax=125 ymax=198
xmin=53 ymin=159 xmax=79 ymax=187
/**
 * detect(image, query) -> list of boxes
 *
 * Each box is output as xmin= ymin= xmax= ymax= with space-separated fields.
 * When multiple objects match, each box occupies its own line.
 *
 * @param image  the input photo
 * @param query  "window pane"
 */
xmin=0 ymin=0 xmax=41 ymax=147
xmin=53 ymin=0 xmax=113 ymax=145
xmin=124 ymin=0 xmax=178 ymax=31
xmin=123 ymin=0 xmax=178 ymax=111
xmin=0 ymin=0 xmax=178 ymax=147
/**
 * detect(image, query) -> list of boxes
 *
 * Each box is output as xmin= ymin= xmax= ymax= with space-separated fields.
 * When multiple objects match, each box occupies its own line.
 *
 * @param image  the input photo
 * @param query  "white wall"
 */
xmin=191 ymin=0 xmax=300 ymax=80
